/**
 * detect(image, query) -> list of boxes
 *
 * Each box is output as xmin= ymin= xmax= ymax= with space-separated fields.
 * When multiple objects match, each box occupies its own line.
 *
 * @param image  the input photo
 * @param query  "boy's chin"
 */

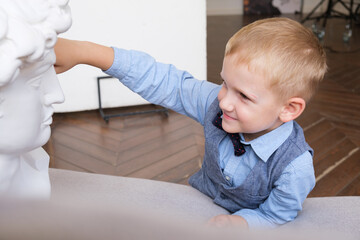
xmin=220 ymin=121 xmax=239 ymax=133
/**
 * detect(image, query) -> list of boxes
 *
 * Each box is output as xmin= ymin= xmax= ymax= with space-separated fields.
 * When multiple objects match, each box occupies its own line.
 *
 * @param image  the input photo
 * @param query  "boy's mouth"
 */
xmin=223 ymin=112 xmax=237 ymax=121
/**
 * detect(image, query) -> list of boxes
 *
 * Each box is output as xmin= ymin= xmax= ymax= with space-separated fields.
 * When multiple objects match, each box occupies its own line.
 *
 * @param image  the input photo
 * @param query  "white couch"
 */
xmin=0 ymin=168 xmax=358 ymax=240
xmin=48 ymin=169 xmax=360 ymax=239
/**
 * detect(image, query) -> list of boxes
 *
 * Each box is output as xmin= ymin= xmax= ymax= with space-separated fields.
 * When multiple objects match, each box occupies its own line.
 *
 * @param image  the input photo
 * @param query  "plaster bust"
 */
xmin=0 ymin=0 xmax=71 ymax=198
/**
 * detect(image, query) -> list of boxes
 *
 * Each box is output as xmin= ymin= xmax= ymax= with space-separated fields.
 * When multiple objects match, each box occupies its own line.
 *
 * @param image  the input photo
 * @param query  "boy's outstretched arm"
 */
xmin=54 ymin=38 xmax=114 ymax=74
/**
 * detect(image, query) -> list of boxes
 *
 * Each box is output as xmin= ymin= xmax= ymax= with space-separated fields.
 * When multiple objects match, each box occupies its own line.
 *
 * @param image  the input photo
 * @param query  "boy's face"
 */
xmin=218 ymin=54 xmax=285 ymax=141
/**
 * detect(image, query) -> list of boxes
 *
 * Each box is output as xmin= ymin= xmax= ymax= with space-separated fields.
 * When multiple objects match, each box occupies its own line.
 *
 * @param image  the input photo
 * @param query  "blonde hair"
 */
xmin=225 ymin=17 xmax=327 ymax=102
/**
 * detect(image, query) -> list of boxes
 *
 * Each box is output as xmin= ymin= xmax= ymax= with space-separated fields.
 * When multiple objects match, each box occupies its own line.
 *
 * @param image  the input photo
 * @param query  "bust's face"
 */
xmin=0 ymin=50 xmax=64 ymax=154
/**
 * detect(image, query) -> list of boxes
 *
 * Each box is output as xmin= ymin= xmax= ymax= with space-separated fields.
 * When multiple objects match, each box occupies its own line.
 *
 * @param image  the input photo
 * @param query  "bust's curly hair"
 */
xmin=0 ymin=0 xmax=72 ymax=87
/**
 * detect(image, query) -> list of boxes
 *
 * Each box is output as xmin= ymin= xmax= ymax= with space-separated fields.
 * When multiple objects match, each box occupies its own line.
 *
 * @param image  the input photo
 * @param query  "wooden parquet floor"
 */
xmin=45 ymin=15 xmax=360 ymax=197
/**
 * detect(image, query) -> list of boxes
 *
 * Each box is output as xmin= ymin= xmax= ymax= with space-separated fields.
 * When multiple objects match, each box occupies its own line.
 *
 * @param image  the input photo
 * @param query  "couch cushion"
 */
xmin=49 ymin=168 xmax=229 ymax=221
xmin=281 ymin=196 xmax=360 ymax=239
xmin=49 ymin=168 xmax=360 ymax=239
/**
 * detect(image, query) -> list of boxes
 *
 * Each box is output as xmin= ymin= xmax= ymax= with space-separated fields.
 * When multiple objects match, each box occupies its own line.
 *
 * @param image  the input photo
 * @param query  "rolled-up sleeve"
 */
xmin=104 ymin=47 xmax=220 ymax=125
xmin=234 ymin=151 xmax=316 ymax=229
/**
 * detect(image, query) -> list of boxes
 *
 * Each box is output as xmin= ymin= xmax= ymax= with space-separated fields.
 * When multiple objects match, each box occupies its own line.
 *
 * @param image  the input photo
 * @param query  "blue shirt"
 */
xmin=105 ymin=48 xmax=316 ymax=228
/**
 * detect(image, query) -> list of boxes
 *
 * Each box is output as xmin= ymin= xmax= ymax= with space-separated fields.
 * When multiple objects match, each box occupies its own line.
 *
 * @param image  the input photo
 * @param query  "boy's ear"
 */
xmin=279 ymin=97 xmax=306 ymax=123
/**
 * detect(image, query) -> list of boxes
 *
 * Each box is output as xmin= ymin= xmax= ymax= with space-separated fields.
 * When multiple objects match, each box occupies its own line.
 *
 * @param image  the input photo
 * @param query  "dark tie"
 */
xmin=212 ymin=111 xmax=246 ymax=157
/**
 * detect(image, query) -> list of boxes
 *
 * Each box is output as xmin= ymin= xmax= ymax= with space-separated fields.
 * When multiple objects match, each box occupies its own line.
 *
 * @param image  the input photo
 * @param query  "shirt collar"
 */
xmin=240 ymin=121 xmax=294 ymax=162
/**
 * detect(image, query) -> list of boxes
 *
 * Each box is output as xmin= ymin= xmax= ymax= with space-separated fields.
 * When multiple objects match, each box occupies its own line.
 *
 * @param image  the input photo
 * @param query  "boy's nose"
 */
xmin=219 ymin=93 xmax=235 ymax=112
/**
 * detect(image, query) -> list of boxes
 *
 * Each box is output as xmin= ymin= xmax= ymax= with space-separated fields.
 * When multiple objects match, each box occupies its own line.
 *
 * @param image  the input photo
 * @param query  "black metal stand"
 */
xmin=97 ymin=76 xmax=169 ymax=123
xmin=301 ymin=0 xmax=357 ymax=27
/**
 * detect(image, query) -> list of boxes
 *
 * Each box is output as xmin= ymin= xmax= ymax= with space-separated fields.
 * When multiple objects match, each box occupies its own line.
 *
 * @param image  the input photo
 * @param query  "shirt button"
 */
xmin=225 ymin=176 xmax=231 ymax=181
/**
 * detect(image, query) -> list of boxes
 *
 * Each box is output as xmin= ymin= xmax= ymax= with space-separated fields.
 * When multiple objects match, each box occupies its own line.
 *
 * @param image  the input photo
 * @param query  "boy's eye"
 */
xmin=240 ymin=92 xmax=250 ymax=100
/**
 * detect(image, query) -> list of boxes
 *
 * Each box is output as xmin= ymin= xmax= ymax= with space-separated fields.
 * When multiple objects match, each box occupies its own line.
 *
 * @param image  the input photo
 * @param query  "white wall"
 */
xmin=55 ymin=0 xmax=206 ymax=112
xmin=206 ymin=0 xmax=329 ymax=15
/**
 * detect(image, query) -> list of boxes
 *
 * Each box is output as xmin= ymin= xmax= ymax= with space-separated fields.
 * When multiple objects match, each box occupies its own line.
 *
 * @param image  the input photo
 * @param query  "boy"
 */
xmin=54 ymin=17 xmax=327 ymax=229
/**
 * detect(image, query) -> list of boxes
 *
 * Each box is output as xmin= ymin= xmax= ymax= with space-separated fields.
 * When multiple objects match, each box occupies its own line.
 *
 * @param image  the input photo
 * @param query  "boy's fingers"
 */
xmin=54 ymin=65 xmax=60 ymax=74
xmin=207 ymin=215 xmax=230 ymax=227
xmin=54 ymin=65 xmax=66 ymax=74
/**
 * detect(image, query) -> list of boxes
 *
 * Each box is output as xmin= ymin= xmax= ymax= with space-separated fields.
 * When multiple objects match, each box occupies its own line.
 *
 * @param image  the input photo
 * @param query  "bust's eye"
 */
xmin=0 ymin=98 xmax=4 ymax=118
xmin=27 ymin=76 xmax=41 ymax=89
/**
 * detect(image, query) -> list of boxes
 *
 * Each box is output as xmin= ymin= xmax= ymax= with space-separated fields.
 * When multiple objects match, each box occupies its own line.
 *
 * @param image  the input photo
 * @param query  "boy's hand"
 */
xmin=207 ymin=214 xmax=249 ymax=229
xmin=54 ymin=38 xmax=81 ymax=74
xmin=54 ymin=38 xmax=114 ymax=74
